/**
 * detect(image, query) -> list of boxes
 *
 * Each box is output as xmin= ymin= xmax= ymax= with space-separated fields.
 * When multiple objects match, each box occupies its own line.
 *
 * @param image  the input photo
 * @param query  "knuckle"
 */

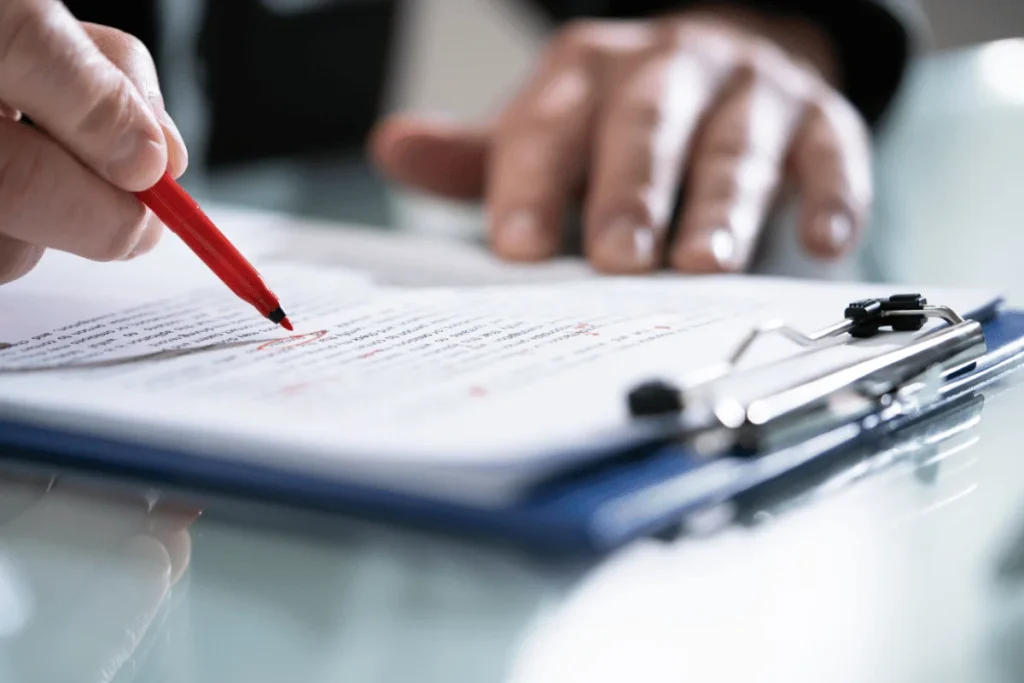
xmin=750 ymin=41 xmax=787 ymax=73
xmin=823 ymin=93 xmax=871 ymax=145
xmin=89 ymin=24 xmax=145 ymax=58
xmin=496 ymin=107 xmax=562 ymax=139
xmin=803 ymin=98 xmax=829 ymax=123
xmin=691 ymin=160 xmax=738 ymax=204
xmin=610 ymin=96 xmax=664 ymax=131
xmin=75 ymin=71 xmax=137 ymax=140
xmin=122 ymin=32 xmax=153 ymax=71
xmin=82 ymin=23 xmax=159 ymax=97
xmin=701 ymin=128 xmax=748 ymax=163
xmin=0 ymin=3 xmax=51 ymax=81
xmin=799 ymin=105 xmax=843 ymax=166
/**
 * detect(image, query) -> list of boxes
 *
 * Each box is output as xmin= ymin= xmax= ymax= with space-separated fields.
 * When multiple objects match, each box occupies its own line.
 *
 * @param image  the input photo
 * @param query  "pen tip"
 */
xmin=266 ymin=306 xmax=292 ymax=330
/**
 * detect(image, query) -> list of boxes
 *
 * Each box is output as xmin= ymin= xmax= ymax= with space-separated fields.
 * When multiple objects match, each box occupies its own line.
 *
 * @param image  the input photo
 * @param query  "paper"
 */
xmin=0 ymin=207 xmax=1002 ymax=503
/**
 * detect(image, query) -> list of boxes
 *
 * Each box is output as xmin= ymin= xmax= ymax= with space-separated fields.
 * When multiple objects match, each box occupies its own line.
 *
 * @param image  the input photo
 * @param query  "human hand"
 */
xmin=0 ymin=0 xmax=187 ymax=285
xmin=0 ymin=474 xmax=196 ymax=682
xmin=371 ymin=5 xmax=871 ymax=274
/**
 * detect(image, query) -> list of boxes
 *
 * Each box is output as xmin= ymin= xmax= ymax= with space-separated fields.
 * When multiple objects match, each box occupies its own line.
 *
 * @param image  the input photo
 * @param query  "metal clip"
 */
xmin=626 ymin=293 xmax=987 ymax=456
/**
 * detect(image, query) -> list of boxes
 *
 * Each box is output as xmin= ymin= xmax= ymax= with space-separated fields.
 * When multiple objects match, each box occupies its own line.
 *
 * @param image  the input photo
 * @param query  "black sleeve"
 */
xmin=62 ymin=1 xmax=161 ymax=69
xmin=523 ymin=0 xmax=929 ymax=127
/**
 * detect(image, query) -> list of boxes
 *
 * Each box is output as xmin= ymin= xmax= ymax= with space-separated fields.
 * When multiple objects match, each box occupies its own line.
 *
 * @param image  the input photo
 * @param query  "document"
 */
xmin=0 ymin=208 xmax=1002 ymax=504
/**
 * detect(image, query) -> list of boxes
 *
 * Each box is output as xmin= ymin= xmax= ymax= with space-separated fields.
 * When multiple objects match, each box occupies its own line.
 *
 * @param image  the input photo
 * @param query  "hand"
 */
xmin=0 ymin=474 xmax=196 ymax=682
xmin=371 ymin=5 xmax=871 ymax=274
xmin=0 ymin=0 xmax=187 ymax=285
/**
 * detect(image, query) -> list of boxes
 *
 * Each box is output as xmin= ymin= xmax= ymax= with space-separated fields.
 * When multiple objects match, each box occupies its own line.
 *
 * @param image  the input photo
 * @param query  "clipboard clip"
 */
xmin=626 ymin=294 xmax=988 ymax=456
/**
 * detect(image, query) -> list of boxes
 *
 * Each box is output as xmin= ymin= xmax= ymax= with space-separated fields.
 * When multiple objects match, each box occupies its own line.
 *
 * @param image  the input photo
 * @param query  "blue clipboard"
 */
xmin=1 ymin=301 xmax=1022 ymax=556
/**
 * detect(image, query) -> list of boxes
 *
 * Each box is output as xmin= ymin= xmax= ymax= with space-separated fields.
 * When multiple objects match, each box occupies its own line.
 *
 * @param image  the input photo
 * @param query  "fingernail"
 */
xmin=815 ymin=212 xmax=853 ymax=253
xmin=708 ymin=228 xmax=737 ymax=267
xmin=593 ymin=216 xmax=657 ymax=272
xmin=676 ymin=227 xmax=738 ymax=272
xmin=495 ymin=211 xmax=550 ymax=260
xmin=149 ymin=96 xmax=189 ymax=178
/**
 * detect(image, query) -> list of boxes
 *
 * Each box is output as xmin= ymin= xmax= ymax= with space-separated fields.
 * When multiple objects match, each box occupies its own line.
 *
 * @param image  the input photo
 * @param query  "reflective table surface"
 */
xmin=3 ymin=41 xmax=1024 ymax=683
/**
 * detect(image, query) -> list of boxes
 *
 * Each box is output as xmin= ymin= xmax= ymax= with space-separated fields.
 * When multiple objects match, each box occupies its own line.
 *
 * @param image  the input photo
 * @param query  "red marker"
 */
xmin=135 ymin=172 xmax=293 ymax=331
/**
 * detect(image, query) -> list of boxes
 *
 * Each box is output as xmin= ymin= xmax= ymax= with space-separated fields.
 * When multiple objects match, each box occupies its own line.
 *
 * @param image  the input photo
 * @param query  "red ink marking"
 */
xmin=359 ymin=349 xmax=380 ymax=359
xmin=281 ymin=382 xmax=312 ymax=395
xmin=257 ymin=329 xmax=328 ymax=352
xmin=469 ymin=386 xmax=488 ymax=398
xmin=576 ymin=323 xmax=591 ymax=329
xmin=590 ymin=333 xmax=600 ymax=336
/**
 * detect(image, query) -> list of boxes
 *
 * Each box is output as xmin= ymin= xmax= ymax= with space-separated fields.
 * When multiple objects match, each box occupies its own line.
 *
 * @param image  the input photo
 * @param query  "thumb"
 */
xmin=369 ymin=115 xmax=489 ymax=200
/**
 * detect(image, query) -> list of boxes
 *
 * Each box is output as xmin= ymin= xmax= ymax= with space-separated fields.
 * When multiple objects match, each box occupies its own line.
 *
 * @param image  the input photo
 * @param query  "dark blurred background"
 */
xmin=61 ymin=0 xmax=1024 ymax=296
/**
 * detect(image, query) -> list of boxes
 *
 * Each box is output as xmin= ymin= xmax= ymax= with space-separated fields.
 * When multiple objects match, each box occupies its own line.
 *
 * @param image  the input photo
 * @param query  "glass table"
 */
xmin=2 ymin=40 xmax=1024 ymax=683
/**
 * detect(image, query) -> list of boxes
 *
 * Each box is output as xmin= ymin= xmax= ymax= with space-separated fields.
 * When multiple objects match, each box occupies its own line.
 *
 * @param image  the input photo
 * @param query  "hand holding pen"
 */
xmin=0 ymin=0 xmax=290 ymax=328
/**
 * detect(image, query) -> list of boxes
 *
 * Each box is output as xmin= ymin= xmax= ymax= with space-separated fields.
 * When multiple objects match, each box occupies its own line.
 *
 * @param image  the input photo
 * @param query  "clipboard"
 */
xmin=1 ymin=293 xmax=1023 ymax=556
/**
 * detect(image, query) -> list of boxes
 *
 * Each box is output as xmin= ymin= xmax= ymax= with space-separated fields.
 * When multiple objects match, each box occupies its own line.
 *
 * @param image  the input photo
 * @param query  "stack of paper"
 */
xmin=0 ymin=208 xmax=1000 ymax=505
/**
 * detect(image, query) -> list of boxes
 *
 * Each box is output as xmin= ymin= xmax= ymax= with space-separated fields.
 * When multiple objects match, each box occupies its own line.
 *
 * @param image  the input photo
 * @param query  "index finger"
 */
xmin=790 ymin=94 xmax=872 ymax=258
xmin=0 ymin=0 xmax=167 ymax=191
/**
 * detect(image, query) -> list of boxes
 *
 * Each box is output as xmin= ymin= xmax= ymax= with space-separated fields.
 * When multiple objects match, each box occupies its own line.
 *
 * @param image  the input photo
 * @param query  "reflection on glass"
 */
xmin=735 ymin=394 xmax=986 ymax=525
xmin=977 ymin=39 xmax=1024 ymax=105
xmin=0 ymin=473 xmax=196 ymax=682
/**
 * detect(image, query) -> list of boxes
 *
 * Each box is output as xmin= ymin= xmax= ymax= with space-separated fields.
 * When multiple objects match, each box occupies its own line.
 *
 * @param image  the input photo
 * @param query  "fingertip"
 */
xmin=105 ymin=127 xmax=168 ymax=193
xmin=368 ymin=114 xmax=489 ymax=200
xmin=801 ymin=210 xmax=856 ymax=260
xmin=118 ymin=210 xmax=164 ymax=261
xmin=490 ymin=210 xmax=559 ymax=262
xmin=368 ymin=114 xmax=453 ymax=169
xmin=587 ymin=217 xmax=659 ymax=274
xmin=149 ymin=101 xmax=188 ymax=179
xmin=367 ymin=116 xmax=406 ymax=170
xmin=670 ymin=228 xmax=744 ymax=274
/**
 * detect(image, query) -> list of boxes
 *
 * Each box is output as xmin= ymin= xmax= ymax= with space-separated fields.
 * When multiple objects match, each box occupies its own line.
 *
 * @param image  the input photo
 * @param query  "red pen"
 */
xmin=134 ymin=172 xmax=293 ymax=331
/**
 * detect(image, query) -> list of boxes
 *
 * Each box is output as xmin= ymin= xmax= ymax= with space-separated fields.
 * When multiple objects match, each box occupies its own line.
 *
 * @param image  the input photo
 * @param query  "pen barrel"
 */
xmin=136 ymin=173 xmax=282 ymax=317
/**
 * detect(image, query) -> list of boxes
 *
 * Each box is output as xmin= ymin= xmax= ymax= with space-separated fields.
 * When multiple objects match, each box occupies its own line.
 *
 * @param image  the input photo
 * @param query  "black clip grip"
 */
xmin=845 ymin=293 xmax=928 ymax=338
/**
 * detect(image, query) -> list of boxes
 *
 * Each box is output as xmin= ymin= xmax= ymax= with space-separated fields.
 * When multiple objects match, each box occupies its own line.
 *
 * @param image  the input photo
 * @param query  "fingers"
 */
xmin=0 ymin=479 xmax=186 ymax=683
xmin=0 ymin=0 xmax=166 ymax=191
xmin=369 ymin=116 xmax=489 ymax=200
xmin=585 ymin=50 xmax=726 ymax=273
xmin=671 ymin=65 xmax=805 ymax=272
xmin=82 ymin=22 xmax=188 ymax=179
xmin=0 ymin=117 xmax=161 ymax=262
xmin=486 ymin=51 xmax=599 ymax=261
xmin=789 ymin=95 xmax=872 ymax=259
xmin=0 ymin=234 xmax=45 ymax=284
